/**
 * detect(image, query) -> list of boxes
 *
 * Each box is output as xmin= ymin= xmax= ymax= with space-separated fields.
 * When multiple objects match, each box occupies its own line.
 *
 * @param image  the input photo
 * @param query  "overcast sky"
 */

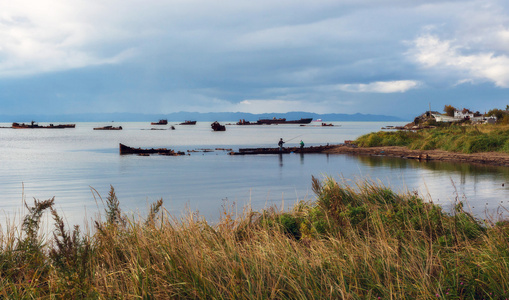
xmin=1 ymin=0 xmax=508 ymax=118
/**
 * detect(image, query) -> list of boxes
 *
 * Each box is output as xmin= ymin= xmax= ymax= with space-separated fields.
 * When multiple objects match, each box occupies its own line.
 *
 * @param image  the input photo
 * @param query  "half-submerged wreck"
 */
xmin=12 ymin=121 xmax=75 ymax=129
xmin=236 ymin=119 xmax=256 ymax=125
xmin=179 ymin=120 xmax=197 ymax=125
xmin=94 ymin=125 xmax=122 ymax=130
xmin=211 ymin=121 xmax=226 ymax=131
xmin=236 ymin=117 xmax=314 ymax=125
xmin=119 ymin=143 xmax=185 ymax=156
xmin=256 ymin=117 xmax=313 ymax=125
xmin=229 ymin=144 xmax=337 ymax=155
xmin=151 ymin=119 xmax=168 ymax=125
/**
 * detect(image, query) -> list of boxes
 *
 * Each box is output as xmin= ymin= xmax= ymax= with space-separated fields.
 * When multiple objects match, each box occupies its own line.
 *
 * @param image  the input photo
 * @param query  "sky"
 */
xmin=1 ymin=0 xmax=509 ymax=119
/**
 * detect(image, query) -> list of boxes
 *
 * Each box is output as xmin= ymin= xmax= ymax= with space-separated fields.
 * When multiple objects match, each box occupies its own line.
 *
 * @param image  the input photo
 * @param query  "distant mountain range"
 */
xmin=0 ymin=112 xmax=406 ymax=122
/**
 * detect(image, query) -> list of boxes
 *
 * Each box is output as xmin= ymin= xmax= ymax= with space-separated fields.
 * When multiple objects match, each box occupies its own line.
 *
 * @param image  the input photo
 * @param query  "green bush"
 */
xmin=464 ymin=135 xmax=505 ymax=153
xmin=278 ymin=213 xmax=301 ymax=239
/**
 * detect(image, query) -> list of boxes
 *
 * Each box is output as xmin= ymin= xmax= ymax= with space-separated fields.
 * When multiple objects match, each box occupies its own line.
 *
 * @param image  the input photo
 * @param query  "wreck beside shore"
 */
xmin=230 ymin=143 xmax=509 ymax=167
xmin=229 ymin=144 xmax=337 ymax=155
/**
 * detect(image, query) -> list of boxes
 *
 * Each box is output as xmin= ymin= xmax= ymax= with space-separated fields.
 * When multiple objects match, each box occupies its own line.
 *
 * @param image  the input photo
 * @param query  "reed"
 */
xmin=0 ymin=181 xmax=507 ymax=299
xmin=356 ymin=124 xmax=509 ymax=153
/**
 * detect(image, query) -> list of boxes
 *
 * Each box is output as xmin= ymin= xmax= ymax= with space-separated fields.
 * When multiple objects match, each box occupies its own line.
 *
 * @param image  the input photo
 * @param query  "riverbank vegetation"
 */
xmin=1 ymin=180 xmax=508 ymax=299
xmin=354 ymin=105 xmax=509 ymax=153
xmin=356 ymin=124 xmax=509 ymax=154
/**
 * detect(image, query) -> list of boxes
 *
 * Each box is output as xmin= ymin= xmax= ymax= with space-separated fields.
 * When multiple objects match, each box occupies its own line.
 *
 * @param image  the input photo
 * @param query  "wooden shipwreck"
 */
xmin=119 ymin=143 xmax=185 ymax=156
xmin=179 ymin=120 xmax=197 ymax=125
xmin=229 ymin=145 xmax=337 ymax=155
xmin=12 ymin=121 xmax=75 ymax=129
xmin=211 ymin=121 xmax=226 ymax=131
xmin=94 ymin=125 xmax=122 ymax=130
xmin=151 ymin=119 xmax=168 ymax=125
xmin=256 ymin=117 xmax=313 ymax=125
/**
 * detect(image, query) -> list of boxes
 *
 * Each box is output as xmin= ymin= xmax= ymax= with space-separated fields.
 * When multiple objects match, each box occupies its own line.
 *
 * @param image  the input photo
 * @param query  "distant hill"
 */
xmin=0 ymin=112 xmax=406 ymax=122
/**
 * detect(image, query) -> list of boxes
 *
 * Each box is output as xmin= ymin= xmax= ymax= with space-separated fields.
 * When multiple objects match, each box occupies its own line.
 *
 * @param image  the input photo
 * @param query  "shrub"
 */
xmin=278 ymin=213 xmax=301 ymax=239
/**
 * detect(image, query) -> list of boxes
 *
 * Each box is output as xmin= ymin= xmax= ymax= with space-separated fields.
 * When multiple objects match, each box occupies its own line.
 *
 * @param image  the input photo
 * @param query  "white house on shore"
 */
xmin=454 ymin=110 xmax=475 ymax=119
xmin=432 ymin=110 xmax=497 ymax=124
xmin=432 ymin=114 xmax=457 ymax=122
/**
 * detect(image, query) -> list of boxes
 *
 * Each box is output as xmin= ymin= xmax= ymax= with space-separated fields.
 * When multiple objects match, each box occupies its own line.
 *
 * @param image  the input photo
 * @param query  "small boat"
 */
xmin=119 ymin=143 xmax=184 ymax=156
xmin=151 ymin=119 xmax=168 ymax=125
xmin=256 ymin=117 xmax=313 ymax=125
xmin=94 ymin=125 xmax=122 ymax=130
xmin=12 ymin=121 xmax=75 ymax=129
xmin=179 ymin=120 xmax=197 ymax=125
xmin=211 ymin=121 xmax=226 ymax=131
xmin=321 ymin=123 xmax=334 ymax=127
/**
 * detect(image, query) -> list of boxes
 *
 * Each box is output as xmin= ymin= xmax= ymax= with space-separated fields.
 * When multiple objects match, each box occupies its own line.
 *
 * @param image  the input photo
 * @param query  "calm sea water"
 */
xmin=0 ymin=121 xmax=508 ymax=229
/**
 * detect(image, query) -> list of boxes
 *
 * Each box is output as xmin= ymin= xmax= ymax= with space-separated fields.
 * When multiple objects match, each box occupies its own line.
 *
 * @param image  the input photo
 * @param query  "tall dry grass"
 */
xmin=0 ymin=178 xmax=508 ymax=299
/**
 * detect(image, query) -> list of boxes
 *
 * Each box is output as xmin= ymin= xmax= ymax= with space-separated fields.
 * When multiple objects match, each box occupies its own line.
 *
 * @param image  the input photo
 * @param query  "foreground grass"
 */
xmin=356 ymin=124 xmax=509 ymax=153
xmin=1 ymin=179 xmax=508 ymax=299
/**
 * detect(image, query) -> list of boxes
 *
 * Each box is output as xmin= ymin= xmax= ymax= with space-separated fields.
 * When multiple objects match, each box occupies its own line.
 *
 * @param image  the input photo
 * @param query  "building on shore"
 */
xmin=432 ymin=110 xmax=496 ymax=124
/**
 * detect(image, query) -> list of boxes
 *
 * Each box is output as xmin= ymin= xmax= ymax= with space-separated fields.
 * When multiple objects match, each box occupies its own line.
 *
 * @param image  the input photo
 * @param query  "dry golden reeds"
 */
xmin=0 ymin=180 xmax=507 ymax=299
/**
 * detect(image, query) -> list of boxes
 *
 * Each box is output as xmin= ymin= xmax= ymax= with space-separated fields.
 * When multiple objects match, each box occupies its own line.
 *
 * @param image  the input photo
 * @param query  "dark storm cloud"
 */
xmin=0 ymin=0 xmax=508 ymax=117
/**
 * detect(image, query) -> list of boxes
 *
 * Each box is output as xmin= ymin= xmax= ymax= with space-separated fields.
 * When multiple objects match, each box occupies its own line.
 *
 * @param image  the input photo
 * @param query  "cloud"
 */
xmin=1 ymin=0 xmax=509 ymax=118
xmin=410 ymin=33 xmax=509 ymax=88
xmin=232 ymin=17 xmax=354 ymax=52
xmin=334 ymin=80 xmax=421 ymax=93
xmin=0 ymin=0 xmax=135 ymax=77
xmin=233 ymin=98 xmax=364 ymax=114
xmin=234 ymin=100 xmax=309 ymax=114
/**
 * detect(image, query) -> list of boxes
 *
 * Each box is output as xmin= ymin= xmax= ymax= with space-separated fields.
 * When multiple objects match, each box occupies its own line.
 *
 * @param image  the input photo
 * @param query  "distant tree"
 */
xmin=444 ymin=105 xmax=456 ymax=117
xmin=486 ymin=108 xmax=508 ymax=123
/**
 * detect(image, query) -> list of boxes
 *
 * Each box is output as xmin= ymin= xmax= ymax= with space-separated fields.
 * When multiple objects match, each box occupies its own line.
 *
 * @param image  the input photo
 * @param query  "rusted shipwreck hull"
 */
xmin=151 ymin=119 xmax=168 ymax=125
xmin=229 ymin=145 xmax=337 ymax=155
xmin=12 ymin=122 xmax=75 ymax=129
xmin=119 ymin=143 xmax=184 ymax=156
xmin=179 ymin=120 xmax=197 ymax=125
xmin=256 ymin=118 xmax=313 ymax=125
xmin=94 ymin=125 xmax=122 ymax=130
xmin=211 ymin=121 xmax=226 ymax=131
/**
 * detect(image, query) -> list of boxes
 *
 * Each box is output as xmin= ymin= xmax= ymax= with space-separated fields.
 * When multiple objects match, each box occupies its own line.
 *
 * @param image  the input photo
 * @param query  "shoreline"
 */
xmin=324 ymin=145 xmax=509 ymax=167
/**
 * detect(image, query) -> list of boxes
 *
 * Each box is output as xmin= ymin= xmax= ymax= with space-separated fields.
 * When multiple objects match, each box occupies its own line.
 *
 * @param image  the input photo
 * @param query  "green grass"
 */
xmin=0 ymin=180 xmax=508 ymax=299
xmin=355 ymin=124 xmax=509 ymax=153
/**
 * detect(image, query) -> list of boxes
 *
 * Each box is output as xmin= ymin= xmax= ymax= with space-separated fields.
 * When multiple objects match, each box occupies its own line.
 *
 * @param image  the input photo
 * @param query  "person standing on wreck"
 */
xmin=300 ymin=140 xmax=304 ymax=151
xmin=278 ymin=138 xmax=285 ymax=152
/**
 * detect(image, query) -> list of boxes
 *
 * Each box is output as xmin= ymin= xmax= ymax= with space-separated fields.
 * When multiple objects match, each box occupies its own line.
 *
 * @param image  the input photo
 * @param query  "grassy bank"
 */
xmin=355 ymin=124 xmax=509 ymax=154
xmin=1 ymin=179 xmax=508 ymax=299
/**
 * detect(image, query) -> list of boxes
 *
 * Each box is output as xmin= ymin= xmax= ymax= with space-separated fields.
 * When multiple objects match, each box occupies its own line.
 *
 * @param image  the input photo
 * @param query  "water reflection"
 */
xmin=350 ymin=154 xmax=509 ymax=219
xmin=355 ymin=155 xmax=509 ymax=181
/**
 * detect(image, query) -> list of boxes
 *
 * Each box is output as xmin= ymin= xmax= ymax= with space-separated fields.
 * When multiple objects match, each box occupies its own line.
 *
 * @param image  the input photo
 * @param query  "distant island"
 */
xmin=0 ymin=111 xmax=405 ymax=122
